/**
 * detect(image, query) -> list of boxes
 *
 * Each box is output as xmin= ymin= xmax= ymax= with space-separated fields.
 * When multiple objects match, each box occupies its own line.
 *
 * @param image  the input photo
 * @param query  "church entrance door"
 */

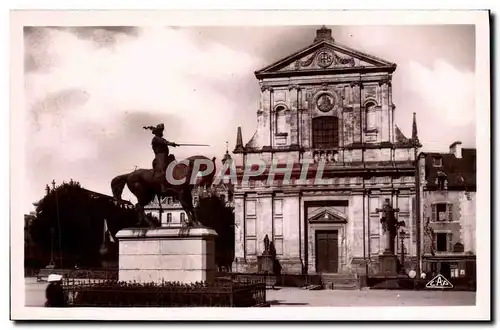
xmin=315 ymin=230 xmax=339 ymax=273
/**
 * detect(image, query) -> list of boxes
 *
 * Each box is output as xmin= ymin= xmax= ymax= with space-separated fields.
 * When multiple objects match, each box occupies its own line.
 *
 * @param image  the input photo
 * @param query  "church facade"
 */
xmin=231 ymin=27 xmax=420 ymax=275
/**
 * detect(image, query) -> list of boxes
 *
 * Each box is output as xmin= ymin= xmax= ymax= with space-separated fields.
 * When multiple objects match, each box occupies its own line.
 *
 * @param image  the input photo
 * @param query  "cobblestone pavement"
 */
xmin=266 ymin=287 xmax=476 ymax=307
xmin=25 ymin=278 xmax=475 ymax=308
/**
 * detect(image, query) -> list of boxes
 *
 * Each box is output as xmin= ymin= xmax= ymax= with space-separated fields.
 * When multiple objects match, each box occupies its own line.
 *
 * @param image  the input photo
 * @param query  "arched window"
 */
xmin=167 ymin=213 xmax=172 ymax=224
xmin=312 ymin=116 xmax=339 ymax=148
xmin=180 ymin=213 xmax=186 ymax=223
xmin=275 ymin=105 xmax=287 ymax=134
xmin=365 ymin=101 xmax=377 ymax=131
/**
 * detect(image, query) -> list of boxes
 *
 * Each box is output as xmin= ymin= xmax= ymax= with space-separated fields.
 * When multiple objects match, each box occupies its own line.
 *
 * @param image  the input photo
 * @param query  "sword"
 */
xmin=173 ymin=143 xmax=210 ymax=147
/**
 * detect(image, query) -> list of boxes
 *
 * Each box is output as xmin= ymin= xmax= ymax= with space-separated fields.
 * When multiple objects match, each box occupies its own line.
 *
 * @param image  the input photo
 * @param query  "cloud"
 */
xmin=24 ymin=26 xmax=260 ymax=210
xmin=407 ymin=60 xmax=475 ymax=127
xmin=402 ymin=59 xmax=475 ymax=151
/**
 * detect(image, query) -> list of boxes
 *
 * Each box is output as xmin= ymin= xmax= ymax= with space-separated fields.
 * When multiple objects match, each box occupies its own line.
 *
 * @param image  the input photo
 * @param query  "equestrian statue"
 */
xmin=110 ymin=123 xmax=216 ymax=228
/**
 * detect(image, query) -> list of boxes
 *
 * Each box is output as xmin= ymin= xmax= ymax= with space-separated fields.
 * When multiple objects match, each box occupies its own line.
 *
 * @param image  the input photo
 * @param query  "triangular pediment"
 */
xmin=309 ymin=207 xmax=348 ymax=223
xmin=255 ymin=40 xmax=396 ymax=78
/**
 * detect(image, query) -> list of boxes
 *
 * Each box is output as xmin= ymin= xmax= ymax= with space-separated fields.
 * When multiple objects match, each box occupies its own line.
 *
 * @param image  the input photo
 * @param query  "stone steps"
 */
xmin=320 ymin=273 xmax=360 ymax=290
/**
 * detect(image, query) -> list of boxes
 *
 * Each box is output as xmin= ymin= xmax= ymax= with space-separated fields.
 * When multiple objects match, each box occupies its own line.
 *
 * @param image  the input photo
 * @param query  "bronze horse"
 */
xmin=111 ymin=155 xmax=216 ymax=227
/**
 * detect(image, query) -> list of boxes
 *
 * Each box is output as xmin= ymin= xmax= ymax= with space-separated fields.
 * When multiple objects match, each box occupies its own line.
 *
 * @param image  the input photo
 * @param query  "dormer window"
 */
xmin=433 ymin=157 xmax=442 ymax=167
xmin=437 ymin=171 xmax=447 ymax=190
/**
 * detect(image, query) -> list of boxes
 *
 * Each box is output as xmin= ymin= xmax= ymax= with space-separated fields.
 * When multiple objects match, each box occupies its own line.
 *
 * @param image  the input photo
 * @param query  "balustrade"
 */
xmin=312 ymin=150 xmax=339 ymax=163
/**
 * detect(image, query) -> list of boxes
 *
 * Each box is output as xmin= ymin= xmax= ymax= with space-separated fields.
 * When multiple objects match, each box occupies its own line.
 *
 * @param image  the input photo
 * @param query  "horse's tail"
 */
xmin=111 ymin=173 xmax=129 ymax=200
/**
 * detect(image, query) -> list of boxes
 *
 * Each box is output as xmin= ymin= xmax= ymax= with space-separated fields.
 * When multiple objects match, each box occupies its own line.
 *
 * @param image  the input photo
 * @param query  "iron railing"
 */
xmin=216 ymin=272 xmax=323 ymax=288
xmin=63 ymin=279 xmax=268 ymax=307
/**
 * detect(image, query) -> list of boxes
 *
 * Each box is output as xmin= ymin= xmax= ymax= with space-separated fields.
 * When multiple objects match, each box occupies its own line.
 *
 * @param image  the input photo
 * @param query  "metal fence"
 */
xmin=63 ymin=279 xmax=268 ymax=307
xmin=216 ymin=272 xmax=323 ymax=288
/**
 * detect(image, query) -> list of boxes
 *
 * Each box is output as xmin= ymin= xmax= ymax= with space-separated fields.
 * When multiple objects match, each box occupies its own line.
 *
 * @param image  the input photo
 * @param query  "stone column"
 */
xmin=297 ymin=87 xmax=303 ymax=147
xmin=387 ymin=82 xmax=393 ymax=143
xmin=289 ymin=85 xmax=299 ymax=146
xmin=256 ymin=192 xmax=273 ymax=255
xmin=350 ymin=193 xmax=364 ymax=259
xmin=270 ymin=88 xmax=275 ymax=147
xmin=352 ymin=83 xmax=362 ymax=144
xmin=233 ymin=192 xmax=245 ymax=268
xmin=301 ymin=109 xmax=310 ymax=149
xmin=408 ymin=193 xmax=414 ymax=257
xmin=261 ymin=85 xmax=272 ymax=147
xmin=380 ymin=81 xmax=390 ymax=142
xmin=282 ymin=192 xmax=302 ymax=273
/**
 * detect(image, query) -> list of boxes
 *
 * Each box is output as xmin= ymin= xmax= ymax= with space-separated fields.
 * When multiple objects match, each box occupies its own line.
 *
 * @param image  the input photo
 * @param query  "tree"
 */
xmin=195 ymin=195 xmax=235 ymax=271
xmin=29 ymin=180 xmax=159 ymax=268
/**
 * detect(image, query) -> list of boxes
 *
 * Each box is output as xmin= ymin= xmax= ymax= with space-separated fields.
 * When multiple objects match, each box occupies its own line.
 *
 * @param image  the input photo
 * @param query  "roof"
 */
xmin=421 ymin=148 xmax=476 ymax=191
xmin=254 ymin=27 xmax=396 ymax=79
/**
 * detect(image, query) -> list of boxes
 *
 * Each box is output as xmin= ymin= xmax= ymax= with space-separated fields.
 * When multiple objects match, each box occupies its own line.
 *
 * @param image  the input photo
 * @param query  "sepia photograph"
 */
xmin=10 ymin=9 xmax=490 ymax=321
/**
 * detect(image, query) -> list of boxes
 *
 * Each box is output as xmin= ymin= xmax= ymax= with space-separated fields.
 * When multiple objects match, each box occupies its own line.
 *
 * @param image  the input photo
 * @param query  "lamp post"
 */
xmin=49 ymin=227 xmax=55 ymax=267
xmin=399 ymin=229 xmax=407 ymax=274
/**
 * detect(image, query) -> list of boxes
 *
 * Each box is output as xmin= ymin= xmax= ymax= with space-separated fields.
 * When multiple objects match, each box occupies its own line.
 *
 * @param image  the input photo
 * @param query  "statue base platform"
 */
xmin=116 ymin=226 xmax=218 ymax=284
xmin=257 ymin=253 xmax=274 ymax=274
xmin=378 ymin=253 xmax=398 ymax=275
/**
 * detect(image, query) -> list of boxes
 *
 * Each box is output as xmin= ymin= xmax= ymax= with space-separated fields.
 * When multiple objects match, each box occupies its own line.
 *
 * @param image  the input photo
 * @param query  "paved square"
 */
xmin=266 ymin=287 xmax=475 ymax=307
xmin=25 ymin=278 xmax=475 ymax=308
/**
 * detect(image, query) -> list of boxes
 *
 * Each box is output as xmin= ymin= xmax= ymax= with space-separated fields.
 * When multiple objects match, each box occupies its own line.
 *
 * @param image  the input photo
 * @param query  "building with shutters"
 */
xmin=418 ymin=142 xmax=476 ymax=280
xmin=230 ymin=26 xmax=422 ymax=276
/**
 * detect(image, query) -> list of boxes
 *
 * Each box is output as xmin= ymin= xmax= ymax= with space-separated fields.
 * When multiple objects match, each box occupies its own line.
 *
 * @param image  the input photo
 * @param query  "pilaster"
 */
xmin=260 ymin=85 xmax=272 ymax=147
xmin=233 ymin=193 xmax=245 ymax=263
xmin=282 ymin=192 xmax=301 ymax=260
xmin=350 ymin=193 xmax=365 ymax=260
xmin=289 ymin=85 xmax=300 ymax=145
xmin=380 ymin=81 xmax=390 ymax=142
xmin=256 ymin=192 xmax=273 ymax=255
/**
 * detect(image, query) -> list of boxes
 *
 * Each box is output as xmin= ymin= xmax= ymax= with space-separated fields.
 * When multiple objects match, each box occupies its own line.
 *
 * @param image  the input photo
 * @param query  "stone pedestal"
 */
xmin=378 ymin=253 xmax=398 ymax=275
xmin=116 ymin=227 xmax=217 ymax=284
xmin=257 ymin=254 xmax=274 ymax=274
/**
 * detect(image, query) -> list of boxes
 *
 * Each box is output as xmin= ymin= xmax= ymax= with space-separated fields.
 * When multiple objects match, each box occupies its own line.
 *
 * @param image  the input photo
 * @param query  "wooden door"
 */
xmin=315 ymin=230 xmax=339 ymax=273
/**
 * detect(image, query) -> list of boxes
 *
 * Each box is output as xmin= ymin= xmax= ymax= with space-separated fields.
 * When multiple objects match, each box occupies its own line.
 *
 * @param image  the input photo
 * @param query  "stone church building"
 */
xmin=231 ymin=27 xmax=420 ymax=275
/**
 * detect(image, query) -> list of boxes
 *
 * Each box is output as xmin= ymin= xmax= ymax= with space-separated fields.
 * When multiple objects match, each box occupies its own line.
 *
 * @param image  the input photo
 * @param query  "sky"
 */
xmin=23 ymin=25 xmax=476 ymax=212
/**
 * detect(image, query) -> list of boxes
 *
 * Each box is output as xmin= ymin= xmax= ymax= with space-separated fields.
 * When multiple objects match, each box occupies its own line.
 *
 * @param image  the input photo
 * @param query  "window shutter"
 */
xmin=447 ymin=204 xmax=453 ymax=222
xmin=431 ymin=204 xmax=437 ymax=222
xmin=447 ymin=233 xmax=453 ymax=252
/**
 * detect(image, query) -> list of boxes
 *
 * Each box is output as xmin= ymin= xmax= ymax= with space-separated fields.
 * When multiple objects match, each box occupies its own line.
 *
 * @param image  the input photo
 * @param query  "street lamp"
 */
xmin=399 ymin=229 xmax=407 ymax=274
xmin=50 ymin=228 xmax=54 ymax=265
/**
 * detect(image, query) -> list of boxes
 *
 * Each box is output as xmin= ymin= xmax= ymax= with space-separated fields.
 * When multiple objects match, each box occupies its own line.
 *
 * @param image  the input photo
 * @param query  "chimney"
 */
xmin=314 ymin=26 xmax=334 ymax=43
xmin=449 ymin=141 xmax=462 ymax=159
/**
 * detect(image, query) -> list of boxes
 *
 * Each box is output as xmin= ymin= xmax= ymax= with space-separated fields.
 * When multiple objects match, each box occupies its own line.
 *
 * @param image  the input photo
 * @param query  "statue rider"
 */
xmin=143 ymin=123 xmax=179 ymax=194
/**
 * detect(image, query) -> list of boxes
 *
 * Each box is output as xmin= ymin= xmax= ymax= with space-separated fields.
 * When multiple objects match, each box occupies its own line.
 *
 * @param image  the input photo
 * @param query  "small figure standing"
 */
xmin=263 ymin=234 xmax=270 ymax=254
xmin=143 ymin=124 xmax=179 ymax=194
xmin=45 ymin=274 xmax=66 ymax=307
